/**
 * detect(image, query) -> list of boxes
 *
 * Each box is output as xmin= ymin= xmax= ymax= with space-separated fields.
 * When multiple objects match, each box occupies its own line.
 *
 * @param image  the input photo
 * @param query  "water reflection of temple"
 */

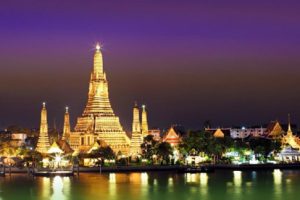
xmin=38 ymin=177 xmax=71 ymax=200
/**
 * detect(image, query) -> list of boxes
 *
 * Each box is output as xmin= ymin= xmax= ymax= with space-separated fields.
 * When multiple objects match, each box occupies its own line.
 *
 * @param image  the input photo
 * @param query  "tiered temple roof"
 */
xmin=163 ymin=127 xmax=181 ymax=147
xmin=36 ymin=103 xmax=50 ymax=154
xmin=130 ymin=103 xmax=143 ymax=155
xmin=282 ymin=115 xmax=300 ymax=149
xmin=62 ymin=107 xmax=71 ymax=141
xmin=70 ymin=44 xmax=130 ymax=154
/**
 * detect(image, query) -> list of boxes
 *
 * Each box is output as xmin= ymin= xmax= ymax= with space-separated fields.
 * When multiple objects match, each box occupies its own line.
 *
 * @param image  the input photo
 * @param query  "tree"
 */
xmin=0 ymin=142 xmax=16 ymax=157
xmin=233 ymin=139 xmax=249 ymax=154
xmin=141 ymin=135 xmax=158 ymax=160
xmin=248 ymin=138 xmax=282 ymax=161
xmin=180 ymin=131 xmax=210 ymax=153
xmin=6 ymin=125 xmax=31 ymax=135
xmin=90 ymin=146 xmax=115 ymax=160
xmin=154 ymin=142 xmax=173 ymax=164
xmin=180 ymin=130 xmax=234 ymax=163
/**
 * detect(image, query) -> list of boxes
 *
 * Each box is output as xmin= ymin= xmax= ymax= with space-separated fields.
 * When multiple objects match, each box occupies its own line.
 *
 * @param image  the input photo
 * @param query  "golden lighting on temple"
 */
xmin=36 ymin=102 xmax=51 ymax=154
xmin=69 ymin=42 xmax=130 ymax=154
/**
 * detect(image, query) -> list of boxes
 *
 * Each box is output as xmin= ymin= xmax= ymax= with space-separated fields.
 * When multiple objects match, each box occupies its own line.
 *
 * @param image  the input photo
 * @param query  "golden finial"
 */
xmin=96 ymin=43 xmax=101 ymax=51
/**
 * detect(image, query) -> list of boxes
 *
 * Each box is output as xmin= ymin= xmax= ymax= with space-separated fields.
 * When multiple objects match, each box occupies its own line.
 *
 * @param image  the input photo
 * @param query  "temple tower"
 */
xmin=62 ymin=107 xmax=71 ymax=141
xmin=141 ymin=105 xmax=149 ymax=137
xmin=287 ymin=114 xmax=293 ymax=137
xmin=36 ymin=102 xmax=51 ymax=154
xmin=130 ymin=103 xmax=142 ymax=155
xmin=282 ymin=114 xmax=300 ymax=149
xmin=71 ymin=44 xmax=130 ymax=153
xmin=132 ymin=102 xmax=141 ymax=133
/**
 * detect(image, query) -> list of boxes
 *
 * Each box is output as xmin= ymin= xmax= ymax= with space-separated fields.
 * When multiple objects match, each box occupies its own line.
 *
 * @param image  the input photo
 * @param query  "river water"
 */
xmin=0 ymin=170 xmax=298 ymax=200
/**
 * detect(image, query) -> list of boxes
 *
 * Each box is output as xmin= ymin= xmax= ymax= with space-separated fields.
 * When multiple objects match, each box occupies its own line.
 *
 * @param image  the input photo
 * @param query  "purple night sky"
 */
xmin=1 ymin=0 xmax=300 ymax=131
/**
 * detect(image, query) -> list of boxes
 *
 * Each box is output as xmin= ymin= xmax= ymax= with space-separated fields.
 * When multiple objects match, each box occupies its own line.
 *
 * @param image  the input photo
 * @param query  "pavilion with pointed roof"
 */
xmin=162 ymin=127 xmax=181 ymax=147
xmin=47 ymin=141 xmax=63 ymax=154
xmin=266 ymin=120 xmax=284 ymax=138
xmin=213 ymin=128 xmax=225 ymax=138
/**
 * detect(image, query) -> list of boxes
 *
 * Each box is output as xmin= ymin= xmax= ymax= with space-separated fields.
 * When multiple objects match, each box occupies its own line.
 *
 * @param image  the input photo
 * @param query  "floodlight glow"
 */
xmin=96 ymin=43 xmax=101 ymax=51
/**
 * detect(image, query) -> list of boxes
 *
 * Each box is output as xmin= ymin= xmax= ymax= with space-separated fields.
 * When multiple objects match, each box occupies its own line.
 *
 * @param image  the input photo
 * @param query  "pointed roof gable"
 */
xmin=57 ymin=140 xmax=74 ymax=154
xmin=87 ymin=140 xmax=108 ymax=154
xmin=267 ymin=120 xmax=284 ymax=137
xmin=163 ymin=127 xmax=181 ymax=146
xmin=214 ymin=128 xmax=225 ymax=138
xmin=164 ymin=127 xmax=180 ymax=140
xmin=47 ymin=141 xmax=63 ymax=154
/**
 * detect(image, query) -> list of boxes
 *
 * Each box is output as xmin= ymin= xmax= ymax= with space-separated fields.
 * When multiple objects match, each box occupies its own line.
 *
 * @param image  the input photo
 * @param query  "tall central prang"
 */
xmin=70 ymin=44 xmax=130 ymax=154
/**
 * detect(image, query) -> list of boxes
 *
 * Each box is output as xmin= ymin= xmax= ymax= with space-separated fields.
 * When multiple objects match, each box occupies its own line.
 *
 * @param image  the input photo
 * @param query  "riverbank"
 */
xmin=214 ymin=163 xmax=300 ymax=170
xmin=2 ymin=163 xmax=300 ymax=174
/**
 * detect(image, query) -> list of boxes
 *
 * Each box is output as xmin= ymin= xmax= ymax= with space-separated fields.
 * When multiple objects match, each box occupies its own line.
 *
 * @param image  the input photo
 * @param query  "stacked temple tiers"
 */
xmin=36 ymin=103 xmax=51 ymax=154
xmin=69 ymin=44 xmax=130 ymax=153
xmin=130 ymin=103 xmax=143 ymax=155
xmin=141 ymin=105 xmax=149 ymax=137
xmin=62 ymin=107 xmax=71 ymax=141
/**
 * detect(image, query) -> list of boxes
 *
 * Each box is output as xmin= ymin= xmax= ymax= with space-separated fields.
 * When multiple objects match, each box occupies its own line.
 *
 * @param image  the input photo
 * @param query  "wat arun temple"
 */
xmin=68 ymin=44 xmax=132 ymax=154
xmin=35 ymin=44 xmax=149 ymax=155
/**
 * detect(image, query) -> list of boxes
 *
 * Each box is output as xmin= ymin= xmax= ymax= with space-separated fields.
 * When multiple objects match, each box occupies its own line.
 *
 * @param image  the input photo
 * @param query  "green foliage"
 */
xmin=154 ymin=142 xmax=173 ymax=161
xmin=141 ymin=135 xmax=158 ymax=160
xmin=248 ymin=138 xmax=282 ymax=160
xmin=116 ymin=158 xmax=128 ymax=166
xmin=0 ymin=142 xmax=17 ymax=157
xmin=180 ymin=130 xmax=234 ymax=162
xmin=90 ymin=146 xmax=116 ymax=160
xmin=233 ymin=139 xmax=249 ymax=155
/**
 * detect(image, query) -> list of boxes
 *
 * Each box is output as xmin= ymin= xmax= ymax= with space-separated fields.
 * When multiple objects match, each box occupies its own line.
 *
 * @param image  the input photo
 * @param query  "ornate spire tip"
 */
xmin=96 ymin=43 xmax=101 ymax=51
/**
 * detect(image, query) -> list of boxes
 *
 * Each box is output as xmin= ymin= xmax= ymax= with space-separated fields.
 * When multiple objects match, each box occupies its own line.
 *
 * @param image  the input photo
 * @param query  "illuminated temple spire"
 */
xmin=72 ymin=43 xmax=130 ymax=153
xmin=287 ymin=113 xmax=293 ymax=137
xmin=62 ymin=106 xmax=71 ymax=141
xmin=81 ymin=43 xmax=112 ymax=116
xmin=141 ymin=105 xmax=149 ymax=137
xmin=36 ymin=102 xmax=50 ymax=154
xmin=283 ymin=114 xmax=300 ymax=149
xmin=132 ymin=102 xmax=141 ymax=133
xmin=130 ymin=102 xmax=142 ymax=155
xmin=94 ymin=43 xmax=103 ymax=75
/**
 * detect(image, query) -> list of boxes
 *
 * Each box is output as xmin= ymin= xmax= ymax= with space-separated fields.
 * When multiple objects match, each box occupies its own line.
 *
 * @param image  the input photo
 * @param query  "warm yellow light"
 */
xmin=96 ymin=43 xmax=101 ymax=51
xmin=273 ymin=169 xmax=282 ymax=185
xmin=233 ymin=171 xmax=242 ymax=186
xmin=200 ymin=173 xmax=208 ymax=186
